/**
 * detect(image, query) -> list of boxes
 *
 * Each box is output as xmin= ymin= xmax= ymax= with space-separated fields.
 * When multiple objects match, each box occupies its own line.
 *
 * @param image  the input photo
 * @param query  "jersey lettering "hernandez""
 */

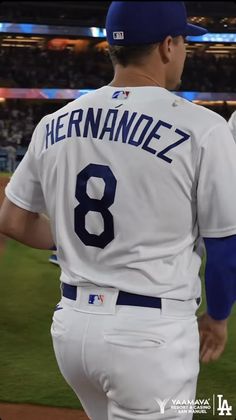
xmin=6 ymin=86 xmax=236 ymax=300
xmin=45 ymin=106 xmax=190 ymax=164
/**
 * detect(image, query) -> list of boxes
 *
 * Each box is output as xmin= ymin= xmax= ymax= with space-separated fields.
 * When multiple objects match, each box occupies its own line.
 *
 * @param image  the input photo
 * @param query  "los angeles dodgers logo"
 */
xmin=217 ymin=395 xmax=232 ymax=416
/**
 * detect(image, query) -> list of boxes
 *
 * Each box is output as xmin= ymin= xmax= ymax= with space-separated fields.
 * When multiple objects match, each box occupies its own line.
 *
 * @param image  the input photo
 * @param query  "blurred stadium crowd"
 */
xmin=0 ymin=101 xmax=60 ymax=171
xmin=0 ymin=44 xmax=235 ymax=172
xmin=182 ymin=52 xmax=236 ymax=92
xmin=0 ymin=46 xmax=235 ymax=91
xmin=0 ymin=48 xmax=111 ymax=89
xmin=0 ymin=100 xmax=59 ymax=148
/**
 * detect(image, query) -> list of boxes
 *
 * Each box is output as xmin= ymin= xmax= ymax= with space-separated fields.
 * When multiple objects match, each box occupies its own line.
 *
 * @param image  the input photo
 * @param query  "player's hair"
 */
xmin=108 ymin=37 xmax=182 ymax=67
xmin=108 ymin=44 xmax=158 ymax=67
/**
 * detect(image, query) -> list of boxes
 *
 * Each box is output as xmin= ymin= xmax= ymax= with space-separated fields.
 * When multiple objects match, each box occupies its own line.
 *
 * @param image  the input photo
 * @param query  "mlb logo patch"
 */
xmin=112 ymin=90 xmax=130 ymax=100
xmin=88 ymin=294 xmax=105 ymax=306
xmin=113 ymin=31 xmax=124 ymax=40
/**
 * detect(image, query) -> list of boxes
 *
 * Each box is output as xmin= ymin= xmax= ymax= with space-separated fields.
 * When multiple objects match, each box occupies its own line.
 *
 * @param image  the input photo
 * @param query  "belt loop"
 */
xmin=160 ymin=298 xmax=168 ymax=316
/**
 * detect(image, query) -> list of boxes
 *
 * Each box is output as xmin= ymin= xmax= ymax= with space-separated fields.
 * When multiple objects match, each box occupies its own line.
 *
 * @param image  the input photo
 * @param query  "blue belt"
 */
xmin=61 ymin=282 xmax=162 ymax=309
xmin=61 ymin=283 xmax=201 ymax=309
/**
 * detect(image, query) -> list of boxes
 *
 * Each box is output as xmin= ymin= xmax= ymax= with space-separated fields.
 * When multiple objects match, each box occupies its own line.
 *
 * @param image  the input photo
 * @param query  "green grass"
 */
xmin=194 ymin=263 xmax=236 ymax=419
xmin=0 ymin=240 xmax=81 ymax=409
xmin=0 ymin=172 xmax=10 ymax=177
xmin=0 ymin=240 xmax=235 ymax=418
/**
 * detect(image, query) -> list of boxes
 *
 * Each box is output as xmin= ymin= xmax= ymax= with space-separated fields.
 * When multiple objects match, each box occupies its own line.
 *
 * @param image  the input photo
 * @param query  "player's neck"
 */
xmin=109 ymin=65 xmax=165 ymax=88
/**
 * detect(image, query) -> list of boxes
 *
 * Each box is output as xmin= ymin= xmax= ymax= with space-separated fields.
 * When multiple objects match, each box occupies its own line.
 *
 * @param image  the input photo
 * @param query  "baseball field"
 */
xmin=0 ymin=174 xmax=235 ymax=420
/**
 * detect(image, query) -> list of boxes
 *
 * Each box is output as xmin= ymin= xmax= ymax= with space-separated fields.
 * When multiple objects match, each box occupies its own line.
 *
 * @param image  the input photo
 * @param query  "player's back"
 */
xmin=35 ymin=86 xmax=225 ymax=300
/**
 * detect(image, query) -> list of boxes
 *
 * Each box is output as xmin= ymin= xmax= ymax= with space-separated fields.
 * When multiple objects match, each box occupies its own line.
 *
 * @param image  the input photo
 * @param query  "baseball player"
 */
xmin=229 ymin=109 xmax=236 ymax=140
xmin=0 ymin=2 xmax=236 ymax=419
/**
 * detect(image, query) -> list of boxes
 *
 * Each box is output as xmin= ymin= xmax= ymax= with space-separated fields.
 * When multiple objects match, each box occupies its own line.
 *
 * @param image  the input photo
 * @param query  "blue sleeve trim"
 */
xmin=203 ymin=235 xmax=236 ymax=320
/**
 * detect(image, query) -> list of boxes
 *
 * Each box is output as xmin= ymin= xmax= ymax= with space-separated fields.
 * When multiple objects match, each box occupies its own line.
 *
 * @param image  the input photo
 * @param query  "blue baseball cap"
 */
xmin=106 ymin=1 xmax=207 ymax=45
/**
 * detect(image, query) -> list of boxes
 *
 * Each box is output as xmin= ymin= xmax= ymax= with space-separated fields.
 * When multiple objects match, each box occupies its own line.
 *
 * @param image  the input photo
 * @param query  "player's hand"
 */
xmin=198 ymin=313 xmax=228 ymax=363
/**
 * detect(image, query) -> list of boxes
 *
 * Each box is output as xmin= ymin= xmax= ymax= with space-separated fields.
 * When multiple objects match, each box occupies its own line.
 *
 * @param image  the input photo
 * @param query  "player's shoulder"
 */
xmin=168 ymin=91 xmax=226 ymax=128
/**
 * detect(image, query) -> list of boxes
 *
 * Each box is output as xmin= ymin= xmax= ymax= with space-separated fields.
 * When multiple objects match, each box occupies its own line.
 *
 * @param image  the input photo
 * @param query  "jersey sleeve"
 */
xmin=197 ymin=121 xmax=236 ymax=238
xmin=5 ymin=120 xmax=46 ymax=213
xmin=228 ymin=111 xmax=236 ymax=142
xmin=204 ymin=236 xmax=236 ymax=320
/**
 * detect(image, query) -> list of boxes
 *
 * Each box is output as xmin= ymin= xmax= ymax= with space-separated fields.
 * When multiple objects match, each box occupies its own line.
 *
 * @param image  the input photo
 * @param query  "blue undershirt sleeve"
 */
xmin=203 ymin=236 xmax=236 ymax=320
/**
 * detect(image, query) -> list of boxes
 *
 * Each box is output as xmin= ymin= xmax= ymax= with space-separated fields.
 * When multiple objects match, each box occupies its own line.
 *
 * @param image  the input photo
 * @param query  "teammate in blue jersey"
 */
xmin=1 ymin=2 xmax=236 ymax=419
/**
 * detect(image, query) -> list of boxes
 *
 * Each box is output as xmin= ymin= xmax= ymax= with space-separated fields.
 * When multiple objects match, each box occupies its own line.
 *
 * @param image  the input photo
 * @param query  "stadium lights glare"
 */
xmin=186 ymin=33 xmax=236 ymax=43
xmin=0 ymin=89 xmax=235 ymax=102
xmin=0 ymin=23 xmax=235 ymax=43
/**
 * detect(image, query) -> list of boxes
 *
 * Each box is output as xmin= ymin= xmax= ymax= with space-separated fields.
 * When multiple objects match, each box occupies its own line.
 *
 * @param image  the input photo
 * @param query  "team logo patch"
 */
xmin=112 ymin=90 xmax=130 ymax=100
xmin=88 ymin=294 xmax=105 ymax=306
xmin=113 ymin=31 xmax=124 ymax=40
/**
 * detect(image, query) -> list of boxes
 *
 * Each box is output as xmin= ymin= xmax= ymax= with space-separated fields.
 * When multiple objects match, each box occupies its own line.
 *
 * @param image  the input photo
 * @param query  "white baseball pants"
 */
xmin=51 ymin=286 xmax=200 ymax=420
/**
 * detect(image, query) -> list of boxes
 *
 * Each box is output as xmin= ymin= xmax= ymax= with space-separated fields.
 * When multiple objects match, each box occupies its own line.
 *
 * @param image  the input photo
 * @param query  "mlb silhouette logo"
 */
xmin=88 ymin=294 xmax=105 ymax=306
xmin=112 ymin=90 xmax=130 ymax=100
xmin=113 ymin=31 xmax=124 ymax=40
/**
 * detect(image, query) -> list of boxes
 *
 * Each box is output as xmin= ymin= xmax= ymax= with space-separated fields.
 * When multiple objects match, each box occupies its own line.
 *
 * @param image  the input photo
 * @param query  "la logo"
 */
xmin=217 ymin=395 xmax=232 ymax=416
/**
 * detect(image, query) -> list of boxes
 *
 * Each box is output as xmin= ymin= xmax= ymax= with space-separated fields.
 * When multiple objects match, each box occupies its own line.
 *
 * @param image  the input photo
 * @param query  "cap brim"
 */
xmin=186 ymin=23 xmax=208 ymax=36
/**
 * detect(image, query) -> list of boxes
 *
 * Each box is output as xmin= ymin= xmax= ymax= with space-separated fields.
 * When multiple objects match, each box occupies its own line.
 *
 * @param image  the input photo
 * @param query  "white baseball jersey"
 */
xmin=229 ymin=110 xmax=236 ymax=141
xmin=5 ymin=86 xmax=236 ymax=300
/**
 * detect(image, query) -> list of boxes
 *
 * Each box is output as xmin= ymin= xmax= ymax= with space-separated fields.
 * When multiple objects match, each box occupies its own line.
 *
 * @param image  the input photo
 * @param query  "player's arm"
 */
xmin=196 ymin=121 xmax=236 ymax=363
xmin=0 ymin=197 xmax=54 ymax=250
xmin=198 ymin=236 xmax=236 ymax=363
xmin=0 ymin=117 xmax=55 ymax=250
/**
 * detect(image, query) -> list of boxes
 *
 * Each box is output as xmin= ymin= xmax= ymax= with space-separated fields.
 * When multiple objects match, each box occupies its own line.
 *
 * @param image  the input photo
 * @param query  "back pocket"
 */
xmin=104 ymin=330 xmax=166 ymax=348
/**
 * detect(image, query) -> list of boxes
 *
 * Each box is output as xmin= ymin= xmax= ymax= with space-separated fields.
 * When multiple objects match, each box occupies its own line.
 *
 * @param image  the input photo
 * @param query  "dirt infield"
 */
xmin=0 ymin=177 xmax=88 ymax=419
xmin=0 ymin=176 xmax=8 ymax=205
xmin=0 ymin=403 xmax=88 ymax=420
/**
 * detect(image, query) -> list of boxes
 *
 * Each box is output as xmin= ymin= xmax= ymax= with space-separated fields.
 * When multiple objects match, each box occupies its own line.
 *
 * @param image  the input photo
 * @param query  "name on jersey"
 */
xmin=45 ymin=107 xmax=190 ymax=164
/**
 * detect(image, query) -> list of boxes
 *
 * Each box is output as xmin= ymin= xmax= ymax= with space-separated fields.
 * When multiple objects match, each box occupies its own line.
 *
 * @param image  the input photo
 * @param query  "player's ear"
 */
xmin=159 ymin=36 xmax=173 ymax=64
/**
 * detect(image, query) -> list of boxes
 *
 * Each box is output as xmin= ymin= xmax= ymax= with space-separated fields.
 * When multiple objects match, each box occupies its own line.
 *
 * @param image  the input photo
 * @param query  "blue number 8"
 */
xmin=74 ymin=164 xmax=117 ymax=248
